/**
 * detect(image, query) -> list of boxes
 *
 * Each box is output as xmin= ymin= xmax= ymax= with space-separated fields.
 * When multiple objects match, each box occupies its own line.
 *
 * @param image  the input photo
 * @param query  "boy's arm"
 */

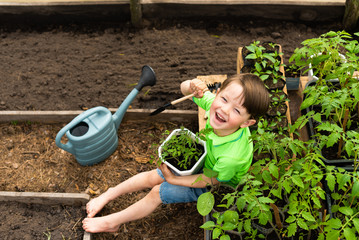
xmin=159 ymin=163 xmax=219 ymax=188
xmin=180 ymin=79 xmax=208 ymax=99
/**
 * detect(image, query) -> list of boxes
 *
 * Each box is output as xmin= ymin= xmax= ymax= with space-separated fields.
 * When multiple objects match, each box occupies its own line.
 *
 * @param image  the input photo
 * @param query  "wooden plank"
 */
xmin=0 ymin=0 xmax=345 ymax=6
xmin=0 ymin=109 xmax=198 ymax=123
xmin=296 ymin=76 xmax=310 ymax=141
xmin=196 ymin=75 xmax=227 ymax=131
xmin=141 ymin=0 xmax=345 ymax=5
xmin=0 ymin=0 xmax=128 ymax=6
xmin=0 ymin=191 xmax=90 ymax=206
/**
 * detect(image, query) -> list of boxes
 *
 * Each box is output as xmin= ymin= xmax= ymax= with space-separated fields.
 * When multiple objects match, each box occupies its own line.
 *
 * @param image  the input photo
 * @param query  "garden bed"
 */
xmin=0 ymin=119 xmax=204 ymax=239
xmin=0 ymin=14 xmax=344 ymax=240
xmin=0 ymin=192 xmax=91 ymax=240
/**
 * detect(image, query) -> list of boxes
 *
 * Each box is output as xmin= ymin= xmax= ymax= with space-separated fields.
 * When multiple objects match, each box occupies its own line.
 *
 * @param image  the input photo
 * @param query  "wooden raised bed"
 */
xmin=0 ymin=191 xmax=92 ymax=240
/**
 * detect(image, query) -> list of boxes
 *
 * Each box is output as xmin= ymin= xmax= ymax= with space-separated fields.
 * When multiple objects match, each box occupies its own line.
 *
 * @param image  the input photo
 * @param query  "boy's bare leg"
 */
xmin=82 ymin=184 xmax=162 ymax=233
xmin=86 ymin=169 xmax=163 ymax=218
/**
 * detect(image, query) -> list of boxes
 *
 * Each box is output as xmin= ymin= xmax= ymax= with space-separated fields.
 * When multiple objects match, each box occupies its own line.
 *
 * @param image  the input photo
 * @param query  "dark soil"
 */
xmin=0 ymin=16 xmax=343 ymax=112
xmin=0 ymin=201 xmax=85 ymax=240
xmin=0 ymin=12 xmax=345 ymax=240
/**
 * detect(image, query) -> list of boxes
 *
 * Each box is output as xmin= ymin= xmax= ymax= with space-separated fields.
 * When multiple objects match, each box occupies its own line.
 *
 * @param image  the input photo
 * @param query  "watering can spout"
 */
xmin=113 ymin=65 xmax=156 ymax=130
xmin=136 ymin=65 xmax=157 ymax=91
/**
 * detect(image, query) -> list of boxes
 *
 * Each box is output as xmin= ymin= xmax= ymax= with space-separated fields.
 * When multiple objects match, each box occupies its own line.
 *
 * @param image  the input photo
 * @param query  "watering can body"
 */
xmin=56 ymin=106 xmax=119 ymax=166
xmin=55 ymin=66 xmax=156 ymax=166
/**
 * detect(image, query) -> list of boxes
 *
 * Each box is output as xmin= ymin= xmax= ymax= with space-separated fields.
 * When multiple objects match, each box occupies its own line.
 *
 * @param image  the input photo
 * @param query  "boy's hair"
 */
xmin=220 ymin=73 xmax=270 ymax=119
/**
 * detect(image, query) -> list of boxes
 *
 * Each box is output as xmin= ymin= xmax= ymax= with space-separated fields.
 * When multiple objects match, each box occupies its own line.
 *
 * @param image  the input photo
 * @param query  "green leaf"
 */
xmin=246 ymin=53 xmax=257 ymax=59
xmin=262 ymin=170 xmax=273 ymax=184
xmin=302 ymin=211 xmax=316 ymax=222
xmin=327 ymin=218 xmax=342 ymax=229
xmin=286 ymin=215 xmax=296 ymax=223
xmin=220 ymin=235 xmax=231 ymax=240
xmin=301 ymin=96 xmax=317 ymax=110
xmin=213 ymin=227 xmax=222 ymax=239
xmin=244 ymin=219 xmax=251 ymax=233
xmin=223 ymin=210 xmax=239 ymax=224
xmin=327 ymin=132 xmax=341 ymax=148
xmin=271 ymin=187 xmax=282 ymax=199
xmin=326 ymin=230 xmax=340 ymax=240
xmin=283 ymin=179 xmax=292 ymax=193
xmin=339 ymin=206 xmax=353 ymax=216
xmin=313 ymin=113 xmax=322 ymax=123
xmin=343 ymin=227 xmax=356 ymax=240
xmin=338 ymin=173 xmax=351 ymax=190
xmin=312 ymin=54 xmax=330 ymax=65
xmin=287 ymin=223 xmax=297 ymax=237
xmin=297 ymin=218 xmax=308 ymax=230
xmin=236 ymin=197 xmax=246 ymax=211
xmin=353 ymin=218 xmax=359 ymax=233
xmin=259 ymin=212 xmax=270 ymax=225
xmin=326 ymin=173 xmax=336 ymax=192
xmin=351 ymin=181 xmax=359 ymax=197
xmin=197 ymin=192 xmax=214 ymax=216
xmin=292 ymin=175 xmax=304 ymax=188
xmin=258 ymin=197 xmax=274 ymax=204
xmin=237 ymin=221 xmax=243 ymax=233
xmin=222 ymin=222 xmax=237 ymax=231
xmin=269 ymin=163 xmax=279 ymax=179
xmin=200 ymin=221 xmax=215 ymax=229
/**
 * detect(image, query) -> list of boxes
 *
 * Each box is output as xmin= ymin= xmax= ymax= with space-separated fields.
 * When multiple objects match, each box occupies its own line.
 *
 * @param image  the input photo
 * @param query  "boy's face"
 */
xmin=209 ymin=82 xmax=255 ymax=137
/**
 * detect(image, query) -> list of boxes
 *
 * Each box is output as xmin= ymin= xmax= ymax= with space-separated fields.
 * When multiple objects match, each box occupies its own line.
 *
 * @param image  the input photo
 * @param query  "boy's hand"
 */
xmin=190 ymin=79 xmax=208 ymax=98
xmin=159 ymin=163 xmax=176 ymax=183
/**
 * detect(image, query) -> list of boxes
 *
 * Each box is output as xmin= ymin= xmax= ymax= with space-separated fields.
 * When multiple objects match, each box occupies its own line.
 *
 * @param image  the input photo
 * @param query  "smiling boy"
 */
xmin=82 ymin=73 xmax=269 ymax=233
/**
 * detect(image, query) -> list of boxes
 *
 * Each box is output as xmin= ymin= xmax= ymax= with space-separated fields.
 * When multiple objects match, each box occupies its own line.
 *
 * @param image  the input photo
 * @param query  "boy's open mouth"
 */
xmin=215 ymin=112 xmax=226 ymax=123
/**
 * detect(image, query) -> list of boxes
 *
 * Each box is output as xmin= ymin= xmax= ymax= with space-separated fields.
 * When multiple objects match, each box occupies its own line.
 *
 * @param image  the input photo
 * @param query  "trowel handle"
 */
xmin=55 ymin=106 xmax=110 ymax=154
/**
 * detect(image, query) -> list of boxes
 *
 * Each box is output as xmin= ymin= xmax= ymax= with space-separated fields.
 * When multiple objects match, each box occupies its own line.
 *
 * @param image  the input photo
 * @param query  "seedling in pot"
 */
xmin=158 ymin=127 xmax=208 ymax=175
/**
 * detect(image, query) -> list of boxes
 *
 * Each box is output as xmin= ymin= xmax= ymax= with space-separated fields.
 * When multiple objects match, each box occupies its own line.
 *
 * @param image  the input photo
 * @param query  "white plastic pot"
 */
xmin=158 ymin=128 xmax=207 ymax=176
xmin=308 ymin=53 xmax=346 ymax=81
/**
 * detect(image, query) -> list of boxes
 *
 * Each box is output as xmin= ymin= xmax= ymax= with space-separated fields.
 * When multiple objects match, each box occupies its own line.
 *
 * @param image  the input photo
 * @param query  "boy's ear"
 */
xmin=240 ymin=119 xmax=256 ymax=128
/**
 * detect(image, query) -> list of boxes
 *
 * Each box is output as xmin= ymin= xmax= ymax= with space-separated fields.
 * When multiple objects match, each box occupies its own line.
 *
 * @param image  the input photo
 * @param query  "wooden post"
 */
xmin=343 ymin=0 xmax=359 ymax=30
xmin=130 ymin=0 xmax=142 ymax=28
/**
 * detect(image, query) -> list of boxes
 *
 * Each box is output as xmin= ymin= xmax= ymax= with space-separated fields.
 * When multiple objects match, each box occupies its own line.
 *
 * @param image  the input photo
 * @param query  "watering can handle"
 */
xmin=55 ymin=106 xmax=110 ymax=154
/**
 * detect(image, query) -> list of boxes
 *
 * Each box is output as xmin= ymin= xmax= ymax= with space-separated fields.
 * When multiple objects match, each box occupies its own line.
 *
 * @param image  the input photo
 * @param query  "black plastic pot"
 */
xmin=302 ymin=79 xmax=356 ymax=170
xmin=286 ymin=77 xmax=300 ymax=90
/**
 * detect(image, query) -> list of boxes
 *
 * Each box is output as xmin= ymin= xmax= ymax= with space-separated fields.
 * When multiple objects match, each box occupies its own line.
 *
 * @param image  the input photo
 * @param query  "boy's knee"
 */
xmin=148 ymin=184 xmax=162 ymax=203
xmin=146 ymin=169 xmax=163 ymax=186
xmin=150 ymin=184 xmax=160 ymax=195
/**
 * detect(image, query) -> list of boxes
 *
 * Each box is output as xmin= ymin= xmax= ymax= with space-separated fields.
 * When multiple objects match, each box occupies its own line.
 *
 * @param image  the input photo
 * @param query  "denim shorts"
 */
xmin=156 ymin=168 xmax=208 ymax=204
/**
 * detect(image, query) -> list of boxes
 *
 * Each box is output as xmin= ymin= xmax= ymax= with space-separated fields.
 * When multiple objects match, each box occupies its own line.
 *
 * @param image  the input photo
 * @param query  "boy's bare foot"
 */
xmin=86 ymin=194 xmax=110 ymax=218
xmin=82 ymin=216 xmax=119 ymax=233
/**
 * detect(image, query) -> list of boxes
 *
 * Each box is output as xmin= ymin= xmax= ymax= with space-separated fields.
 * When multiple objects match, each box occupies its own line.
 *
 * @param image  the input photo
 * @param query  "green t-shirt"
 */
xmin=193 ymin=92 xmax=253 ymax=187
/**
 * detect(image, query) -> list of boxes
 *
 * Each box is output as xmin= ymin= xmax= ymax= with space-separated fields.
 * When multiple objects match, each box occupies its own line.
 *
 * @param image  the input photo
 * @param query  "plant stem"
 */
xmin=270 ymin=203 xmax=283 ymax=229
xmin=337 ymin=108 xmax=349 ymax=158
xmin=339 ymin=211 xmax=359 ymax=233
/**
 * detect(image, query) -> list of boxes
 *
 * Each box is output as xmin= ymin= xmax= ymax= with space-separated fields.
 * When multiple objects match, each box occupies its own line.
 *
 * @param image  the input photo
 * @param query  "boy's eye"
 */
xmin=221 ymin=97 xmax=227 ymax=102
xmin=235 ymin=109 xmax=240 ymax=114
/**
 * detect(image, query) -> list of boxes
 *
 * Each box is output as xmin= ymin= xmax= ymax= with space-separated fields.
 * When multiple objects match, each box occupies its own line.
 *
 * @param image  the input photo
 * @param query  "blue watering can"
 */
xmin=55 ymin=65 xmax=156 ymax=166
